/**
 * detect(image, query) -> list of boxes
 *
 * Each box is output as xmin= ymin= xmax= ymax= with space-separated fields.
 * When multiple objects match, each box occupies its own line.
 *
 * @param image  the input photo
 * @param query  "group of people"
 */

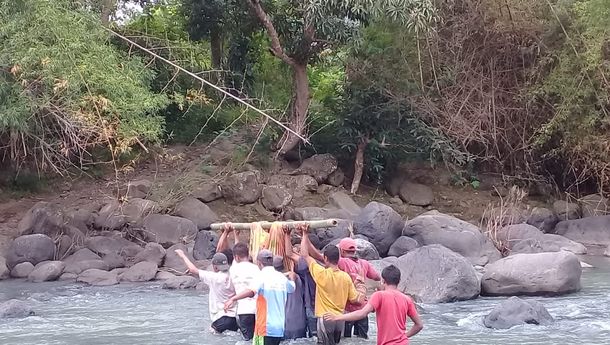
xmin=174 ymin=222 xmax=423 ymax=345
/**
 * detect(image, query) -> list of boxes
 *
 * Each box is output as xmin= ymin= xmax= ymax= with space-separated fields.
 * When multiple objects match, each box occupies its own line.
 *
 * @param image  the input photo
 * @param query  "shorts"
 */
xmin=211 ymin=316 xmax=238 ymax=333
xmin=237 ymin=314 xmax=255 ymax=340
xmin=253 ymin=335 xmax=282 ymax=345
xmin=344 ymin=315 xmax=369 ymax=339
xmin=317 ymin=317 xmax=344 ymax=345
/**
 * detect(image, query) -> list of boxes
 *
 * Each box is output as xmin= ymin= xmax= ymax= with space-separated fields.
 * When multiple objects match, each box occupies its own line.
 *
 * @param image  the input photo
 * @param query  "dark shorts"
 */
xmin=211 ymin=316 xmax=238 ymax=333
xmin=237 ymin=314 xmax=255 ymax=340
xmin=264 ymin=336 xmax=282 ymax=345
xmin=317 ymin=318 xmax=344 ymax=345
xmin=344 ymin=315 xmax=369 ymax=339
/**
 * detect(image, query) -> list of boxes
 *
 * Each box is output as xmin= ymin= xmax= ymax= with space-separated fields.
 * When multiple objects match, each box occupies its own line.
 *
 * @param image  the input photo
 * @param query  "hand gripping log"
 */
xmin=207 ymin=219 xmax=338 ymax=231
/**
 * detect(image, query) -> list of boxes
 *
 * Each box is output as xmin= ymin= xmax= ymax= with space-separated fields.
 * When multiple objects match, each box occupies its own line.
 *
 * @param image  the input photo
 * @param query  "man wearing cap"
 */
xmin=337 ymin=237 xmax=381 ymax=339
xmin=272 ymin=255 xmax=307 ymax=340
xmin=224 ymin=249 xmax=296 ymax=345
xmin=175 ymin=249 xmax=238 ymax=334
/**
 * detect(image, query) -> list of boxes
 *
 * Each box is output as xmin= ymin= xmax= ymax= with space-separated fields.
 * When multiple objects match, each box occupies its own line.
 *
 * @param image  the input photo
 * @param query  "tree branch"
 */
xmin=246 ymin=0 xmax=295 ymax=66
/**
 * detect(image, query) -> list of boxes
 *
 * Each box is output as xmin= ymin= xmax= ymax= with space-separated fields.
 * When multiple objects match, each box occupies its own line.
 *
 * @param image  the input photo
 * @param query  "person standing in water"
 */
xmin=324 ymin=265 xmax=424 ymax=345
xmin=175 ymin=249 xmax=238 ymax=334
xmin=272 ymin=254 xmax=307 ymax=340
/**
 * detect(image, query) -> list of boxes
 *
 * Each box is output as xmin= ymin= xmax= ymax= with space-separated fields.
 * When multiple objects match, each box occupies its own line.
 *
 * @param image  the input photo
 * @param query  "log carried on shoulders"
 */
xmin=207 ymin=219 xmax=338 ymax=231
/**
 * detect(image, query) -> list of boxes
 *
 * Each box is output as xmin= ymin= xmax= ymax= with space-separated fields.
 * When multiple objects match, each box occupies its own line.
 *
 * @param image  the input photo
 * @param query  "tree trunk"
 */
xmin=350 ymin=136 xmax=369 ymax=194
xmin=277 ymin=62 xmax=309 ymax=154
xmin=210 ymin=31 xmax=223 ymax=70
xmin=100 ymin=0 xmax=116 ymax=26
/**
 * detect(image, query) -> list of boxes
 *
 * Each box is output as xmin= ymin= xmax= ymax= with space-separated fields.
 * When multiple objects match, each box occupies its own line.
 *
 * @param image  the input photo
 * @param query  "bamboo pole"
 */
xmin=208 ymin=219 xmax=338 ymax=231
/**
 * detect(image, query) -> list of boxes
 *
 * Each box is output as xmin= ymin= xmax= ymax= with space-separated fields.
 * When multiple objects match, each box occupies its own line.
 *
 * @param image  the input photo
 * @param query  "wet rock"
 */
xmin=403 ymin=211 xmax=500 ymax=266
xmin=64 ymin=260 xmax=109 ymax=275
xmin=353 ymin=202 xmax=404 ymax=257
xmin=0 ymin=300 xmax=35 ymax=318
xmin=579 ymin=194 xmax=609 ymax=218
xmin=133 ymin=242 xmax=166 ymax=266
xmin=192 ymin=231 xmax=219 ymax=260
xmin=326 ymin=169 xmax=345 ymax=187
xmin=220 ymin=171 xmax=262 ymax=205
xmin=481 ymin=251 xmax=582 ymax=296
xmin=126 ymin=179 xmax=152 ymax=199
xmin=77 ymin=269 xmax=119 ymax=286
xmin=328 ymin=192 xmax=361 ymax=217
xmin=86 ymin=236 xmax=142 ymax=257
xmin=192 ymin=184 xmax=223 ymax=203
xmin=552 ymin=200 xmax=580 ymax=221
xmin=6 ymin=234 xmax=55 ymax=269
xmin=173 ymin=197 xmax=219 ymax=230
xmin=17 ymin=202 xmax=67 ymax=237
xmin=291 ymin=153 xmax=338 ymax=183
xmin=163 ymin=244 xmax=193 ymax=275
xmin=387 ymin=236 xmax=419 ymax=257
xmin=119 ymin=261 xmax=158 ymax=282
xmin=399 ymin=182 xmax=434 ymax=207
xmin=526 ymin=207 xmax=558 ymax=233
xmin=94 ymin=200 xmax=128 ymax=230
xmin=162 ymin=276 xmax=199 ymax=289
xmin=58 ymin=272 xmax=78 ymax=281
xmin=396 ymin=245 xmax=480 ymax=303
xmin=27 ymin=261 xmax=65 ymax=282
xmin=155 ymin=271 xmax=176 ymax=280
xmin=102 ymin=253 xmax=125 ymax=269
xmin=553 ymin=215 xmax=610 ymax=247
xmin=10 ymin=262 xmax=34 ymax=278
xmin=261 ymin=186 xmax=293 ymax=211
xmin=196 ymin=282 xmax=209 ymax=292
xmin=267 ymin=175 xmax=318 ymax=198
xmin=0 ymin=256 xmax=9 ymax=280
xmin=483 ymin=297 xmax=554 ymax=329
xmin=142 ymin=214 xmax=197 ymax=248
xmin=64 ymin=248 xmax=101 ymax=264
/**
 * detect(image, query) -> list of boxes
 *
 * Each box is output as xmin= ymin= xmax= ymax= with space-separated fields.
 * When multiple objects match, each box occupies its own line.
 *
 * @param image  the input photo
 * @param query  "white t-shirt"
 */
xmin=229 ymin=261 xmax=259 ymax=315
xmin=198 ymin=270 xmax=236 ymax=322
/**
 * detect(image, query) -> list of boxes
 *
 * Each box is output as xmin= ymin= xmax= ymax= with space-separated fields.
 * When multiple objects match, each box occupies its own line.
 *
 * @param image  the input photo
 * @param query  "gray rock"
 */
xmin=220 ymin=171 xmax=262 ymax=205
xmin=369 ymin=257 xmax=399 ymax=275
xmin=579 ymin=194 xmax=609 ymax=218
xmin=552 ymin=200 xmax=580 ymax=221
xmin=483 ymin=297 xmax=554 ymax=329
xmin=110 ymin=267 xmax=128 ymax=276
xmin=67 ymin=207 xmax=94 ymax=234
xmin=396 ymin=245 xmax=480 ymax=303
xmin=403 ymin=211 xmax=501 ymax=266
xmin=86 ymin=236 xmax=142 ymax=257
xmin=94 ymin=200 xmax=128 ymax=230
xmin=196 ymin=282 xmax=209 ymax=292
xmin=261 ymin=186 xmax=293 ymax=211
xmin=142 ymin=214 xmax=198 ymax=248
xmin=526 ymin=207 xmax=558 ymax=233
xmin=484 ymin=206 xmax=529 ymax=227
xmin=353 ymin=202 xmax=404 ymax=257
xmin=0 ymin=300 xmax=35 ymax=318
xmin=163 ymin=244 xmax=193 ymax=275
xmin=155 ymin=271 xmax=176 ymax=280
xmin=77 ymin=269 xmax=119 ymax=286
xmin=10 ymin=262 xmax=34 ymax=278
xmin=119 ymin=261 xmax=158 ymax=282
xmin=314 ymin=221 xmax=350 ymax=248
xmin=121 ymin=198 xmax=158 ymax=223
xmin=192 ymin=184 xmax=222 ymax=203
xmin=102 ymin=253 xmax=125 ymax=269
xmin=17 ymin=202 xmax=67 ymax=237
xmin=323 ymin=238 xmax=380 ymax=261
xmin=126 ymin=179 xmax=152 ymax=199
xmin=388 ymin=236 xmax=419 ymax=257
xmin=328 ymin=192 xmax=361 ymax=217
xmin=399 ymin=182 xmax=434 ymax=206
xmin=64 ymin=248 xmax=102 ymax=265
xmin=289 ymin=207 xmax=350 ymax=221
xmin=56 ymin=235 xmax=75 ymax=261
xmin=58 ymin=272 xmax=78 ymax=281
xmin=6 ymin=234 xmax=55 ymax=269
xmin=192 ymin=231 xmax=219 ymax=260
xmin=326 ymin=169 xmax=345 ymax=187
xmin=385 ymin=176 xmax=403 ymax=197
xmin=133 ymin=242 xmax=166 ymax=266
xmin=605 ymin=245 xmax=610 ymax=257
xmin=291 ymin=154 xmax=338 ymax=183
xmin=553 ymin=216 xmax=610 ymax=247
xmin=267 ymin=175 xmax=318 ymax=198
xmin=162 ymin=276 xmax=199 ymax=289
xmin=481 ymin=251 xmax=582 ymax=296
xmin=173 ymin=197 xmax=219 ymax=230
xmin=498 ymin=224 xmax=587 ymax=255
xmin=27 ymin=261 xmax=65 ymax=282
xmin=0 ymin=256 xmax=9 ymax=280
xmin=64 ymin=260 xmax=109 ymax=275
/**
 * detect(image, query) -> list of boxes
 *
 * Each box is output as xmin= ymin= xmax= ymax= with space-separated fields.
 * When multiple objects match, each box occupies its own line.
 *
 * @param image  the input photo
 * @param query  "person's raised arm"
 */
xmin=216 ymin=223 xmax=234 ymax=253
xmin=284 ymin=227 xmax=300 ymax=263
xmin=324 ymin=303 xmax=373 ymax=322
xmin=299 ymin=224 xmax=316 ymax=266
xmin=174 ymin=249 xmax=199 ymax=276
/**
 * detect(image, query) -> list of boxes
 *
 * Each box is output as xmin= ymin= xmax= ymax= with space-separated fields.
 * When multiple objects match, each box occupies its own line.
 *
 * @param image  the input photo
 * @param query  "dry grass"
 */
xmin=481 ymin=185 xmax=528 ymax=255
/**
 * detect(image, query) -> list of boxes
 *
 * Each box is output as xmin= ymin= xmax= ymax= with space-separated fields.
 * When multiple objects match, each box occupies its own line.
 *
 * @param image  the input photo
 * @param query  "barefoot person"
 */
xmin=324 ymin=265 xmax=424 ymax=345
xmin=175 ymin=249 xmax=238 ymax=334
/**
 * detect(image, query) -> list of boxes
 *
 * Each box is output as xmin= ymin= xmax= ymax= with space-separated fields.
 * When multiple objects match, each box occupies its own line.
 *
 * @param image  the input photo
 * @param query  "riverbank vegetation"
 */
xmin=1 ymin=0 xmax=609 ymax=196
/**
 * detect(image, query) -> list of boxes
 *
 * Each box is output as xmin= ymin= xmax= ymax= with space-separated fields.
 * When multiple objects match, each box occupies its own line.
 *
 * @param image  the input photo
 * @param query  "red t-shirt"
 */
xmin=338 ymin=257 xmax=381 ymax=312
xmin=369 ymin=290 xmax=419 ymax=345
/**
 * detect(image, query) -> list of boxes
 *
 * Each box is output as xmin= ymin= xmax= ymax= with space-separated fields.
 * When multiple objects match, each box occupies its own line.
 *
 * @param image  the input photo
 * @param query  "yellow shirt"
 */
xmin=309 ymin=261 xmax=359 ymax=317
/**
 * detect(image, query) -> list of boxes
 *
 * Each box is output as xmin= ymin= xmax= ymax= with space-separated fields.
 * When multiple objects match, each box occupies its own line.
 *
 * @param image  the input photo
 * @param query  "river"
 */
xmin=1 ymin=256 xmax=609 ymax=345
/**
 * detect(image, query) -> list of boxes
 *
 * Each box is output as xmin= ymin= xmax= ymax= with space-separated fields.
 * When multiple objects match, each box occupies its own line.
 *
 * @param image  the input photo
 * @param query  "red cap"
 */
xmin=338 ymin=238 xmax=357 ymax=251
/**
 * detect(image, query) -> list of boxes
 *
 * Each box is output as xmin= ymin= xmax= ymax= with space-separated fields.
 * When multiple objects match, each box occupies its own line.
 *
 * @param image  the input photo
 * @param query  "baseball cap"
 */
xmin=338 ymin=238 xmax=357 ymax=251
xmin=211 ymin=252 xmax=230 ymax=271
xmin=257 ymin=249 xmax=274 ymax=266
xmin=272 ymin=255 xmax=285 ymax=272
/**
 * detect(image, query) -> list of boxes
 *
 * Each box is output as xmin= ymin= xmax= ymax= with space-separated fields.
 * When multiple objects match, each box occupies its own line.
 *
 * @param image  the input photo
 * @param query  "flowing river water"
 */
xmin=1 ymin=256 xmax=609 ymax=345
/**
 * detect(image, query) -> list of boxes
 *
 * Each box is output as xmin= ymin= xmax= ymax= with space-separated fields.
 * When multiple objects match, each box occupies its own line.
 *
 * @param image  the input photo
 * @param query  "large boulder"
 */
xmin=27 ymin=261 xmax=65 ymax=282
xmin=483 ymin=297 xmax=554 ymax=329
xmin=119 ymin=261 xmax=158 ymax=282
xmin=498 ymin=224 xmax=586 ymax=255
xmin=192 ymin=231 xmax=219 ymax=260
xmin=0 ymin=300 xmax=35 ymax=318
xmin=126 ymin=179 xmax=152 ymax=199
xmin=552 ymin=200 xmax=580 ymax=221
xmin=403 ymin=211 xmax=501 ymax=266
xmin=323 ymin=238 xmax=380 ymax=261
xmin=58 ymin=272 xmax=78 ymax=281
xmin=17 ymin=202 xmax=66 ymax=237
xmin=64 ymin=260 xmax=109 ymax=275
xmin=162 ymin=276 xmax=199 ymax=289
xmin=192 ymin=184 xmax=222 ymax=203
xmin=579 ymin=194 xmax=609 ymax=217
xmin=526 ymin=207 xmax=558 ymax=233
xmin=0 ymin=256 xmax=9 ymax=280
xmin=94 ymin=200 xmax=128 ymax=230
xmin=314 ymin=220 xmax=351 ymax=248
xmin=288 ymin=207 xmax=352 ymax=221
xmin=121 ymin=198 xmax=158 ymax=224
xmin=77 ymin=269 xmax=119 ymax=286
xmin=481 ymin=251 xmax=582 ymax=296
xmin=64 ymin=248 xmax=102 ymax=265
xmin=220 ymin=171 xmax=262 ymax=205
xmin=133 ymin=242 xmax=166 ymax=266
xmin=163 ymin=244 xmax=193 ymax=274
xmin=396 ymin=245 xmax=480 ymax=303
xmin=326 ymin=169 xmax=345 ymax=187
xmin=102 ymin=253 xmax=125 ymax=269
xmin=261 ymin=186 xmax=293 ymax=211
xmin=267 ymin=175 xmax=318 ymax=198
xmin=553 ymin=216 xmax=610 ymax=247
xmin=353 ymin=202 xmax=404 ymax=256
xmin=6 ymin=234 xmax=55 ymax=269
xmin=399 ymin=182 xmax=434 ymax=206
xmin=86 ymin=236 xmax=142 ymax=257
xmin=291 ymin=154 xmax=338 ymax=183
xmin=387 ymin=236 xmax=419 ymax=257
xmin=155 ymin=271 xmax=176 ymax=280
xmin=173 ymin=197 xmax=219 ymax=230
xmin=142 ymin=214 xmax=198 ymax=248
xmin=328 ymin=192 xmax=361 ymax=217
xmin=10 ymin=262 xmax=34 ymax=278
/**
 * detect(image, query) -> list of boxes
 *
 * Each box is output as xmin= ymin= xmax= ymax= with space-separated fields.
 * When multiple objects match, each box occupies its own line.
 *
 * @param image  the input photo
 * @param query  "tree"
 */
xmin=244 ymin=0 xmax=436 ymax=155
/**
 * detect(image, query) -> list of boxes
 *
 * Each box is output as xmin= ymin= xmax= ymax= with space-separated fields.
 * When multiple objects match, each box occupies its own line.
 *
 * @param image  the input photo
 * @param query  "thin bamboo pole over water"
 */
xmin=208 ymin=219 xmax=338 ymax=231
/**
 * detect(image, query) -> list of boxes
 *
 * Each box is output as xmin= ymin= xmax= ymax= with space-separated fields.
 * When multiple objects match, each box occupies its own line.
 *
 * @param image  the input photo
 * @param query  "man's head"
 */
xmin=211 ymin=252 xmax=230 ymax=272
xmin=323 ymin=245 xmax=340 ymax=266
xmin=338 ymin=238 xmax=357 ymax=259
xmin=232 ymin=242 xmax=249 ymax=262
xmin=256 ymin=249 xmax=274 ymax=268
xmin=221 ymin=248 xmax=234 ymax=265
xmin=273 ymin=255 xmax=285 ymax=272
xmin=381 ymin=265 xmax=401 ymax=286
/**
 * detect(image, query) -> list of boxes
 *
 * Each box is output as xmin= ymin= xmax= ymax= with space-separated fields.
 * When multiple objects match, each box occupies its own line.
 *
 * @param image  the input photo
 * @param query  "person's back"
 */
xmin=229 ymin=258 xmax=259 ymax=338
xmin=310 ymin=262 xmax=357 ymax=316
xmin=369 ymin=289 xmax=418 ymax=345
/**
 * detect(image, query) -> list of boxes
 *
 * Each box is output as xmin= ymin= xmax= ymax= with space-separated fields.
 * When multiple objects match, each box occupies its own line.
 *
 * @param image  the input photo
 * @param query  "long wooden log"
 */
xmin=208 ymin=219 xmax=338 ymax=231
